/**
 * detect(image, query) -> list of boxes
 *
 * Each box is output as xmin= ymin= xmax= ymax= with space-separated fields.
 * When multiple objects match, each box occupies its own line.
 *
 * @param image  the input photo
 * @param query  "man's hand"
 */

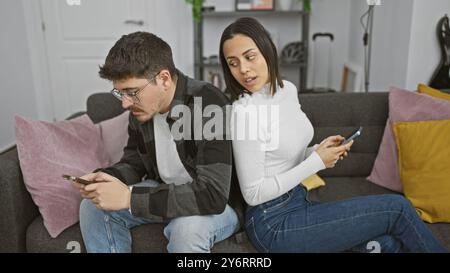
xmin=316 ymin=135 xmax=353 ymax=168
xmin=72 ymin=172 xmax=131 ymax=211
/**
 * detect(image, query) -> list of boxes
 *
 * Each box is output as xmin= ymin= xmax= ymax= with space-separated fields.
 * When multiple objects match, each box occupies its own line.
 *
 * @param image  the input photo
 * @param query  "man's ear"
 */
xmin=158 ymin=69 xmax=172 ymax=89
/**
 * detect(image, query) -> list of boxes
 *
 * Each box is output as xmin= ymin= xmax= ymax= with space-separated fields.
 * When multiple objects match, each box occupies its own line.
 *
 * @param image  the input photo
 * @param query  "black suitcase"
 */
xmin=306 ymin=32 xmax=335 ymax=93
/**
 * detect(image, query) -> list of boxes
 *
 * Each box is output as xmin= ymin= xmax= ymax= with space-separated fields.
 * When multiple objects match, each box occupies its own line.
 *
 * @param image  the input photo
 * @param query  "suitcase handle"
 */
xmin=313 ymin=32 xmax=334 ymax=41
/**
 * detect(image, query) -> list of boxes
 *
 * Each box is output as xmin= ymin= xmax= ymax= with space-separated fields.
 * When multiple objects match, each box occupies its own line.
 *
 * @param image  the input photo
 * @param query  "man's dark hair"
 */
xmin=219 ymin=17 xmax=284 ymax=101
xmin=99 ymin=31 xmax=176 ymax=81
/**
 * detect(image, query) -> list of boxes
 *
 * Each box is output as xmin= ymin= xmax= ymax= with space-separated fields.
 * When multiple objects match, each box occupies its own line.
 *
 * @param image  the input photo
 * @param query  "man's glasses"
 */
xmin=110 ymin=72 xmax=160 ymax=103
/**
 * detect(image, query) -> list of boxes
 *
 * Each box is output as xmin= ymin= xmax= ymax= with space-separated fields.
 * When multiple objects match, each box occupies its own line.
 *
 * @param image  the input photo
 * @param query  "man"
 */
xmin=74 ymin=31 xmax=243 ymax=253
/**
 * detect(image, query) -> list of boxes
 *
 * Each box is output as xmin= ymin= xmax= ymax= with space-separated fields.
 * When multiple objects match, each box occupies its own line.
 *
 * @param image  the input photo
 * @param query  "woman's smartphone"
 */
xmin=62 ymin=174 xmax=94 ymax=185
xmin=342 ymin=126 xmax=363 ymax=145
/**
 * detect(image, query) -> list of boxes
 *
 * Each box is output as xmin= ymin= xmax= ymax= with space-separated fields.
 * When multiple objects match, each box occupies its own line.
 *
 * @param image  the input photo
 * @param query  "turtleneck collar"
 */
xmin=251 ymin=82 xmax=276 ymax=97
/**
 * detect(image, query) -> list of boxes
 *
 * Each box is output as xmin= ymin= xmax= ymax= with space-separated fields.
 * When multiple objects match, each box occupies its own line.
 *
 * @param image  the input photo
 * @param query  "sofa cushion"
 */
xmin=97 ymin=111 xmax=129 ymax=164
xmin=394 ymin=119 xmax=450 ymax=223
xmin=26 ymin=216 xmax=257 ymax=253
xmin=418 ymin=83 xmax=450 ymax=102
xmin=367 ymin=88 xmax=450 ymax=192
xmin=301 ymin=174 xmax=326 ymax=191
xmin=15 ymin=114 xmax=110 ymax=238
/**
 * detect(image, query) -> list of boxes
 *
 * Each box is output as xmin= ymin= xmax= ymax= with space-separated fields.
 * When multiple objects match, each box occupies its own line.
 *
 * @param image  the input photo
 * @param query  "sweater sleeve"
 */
xmin=305 ymin=144 xmax=319 ymax=158
xmin=231 ymin=106 xmax=326 ymax=207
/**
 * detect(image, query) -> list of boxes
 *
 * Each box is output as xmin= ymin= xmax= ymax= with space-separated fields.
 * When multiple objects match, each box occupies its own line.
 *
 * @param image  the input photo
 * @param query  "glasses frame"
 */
xmin=110 ymin=72 xmax=160 ymax=104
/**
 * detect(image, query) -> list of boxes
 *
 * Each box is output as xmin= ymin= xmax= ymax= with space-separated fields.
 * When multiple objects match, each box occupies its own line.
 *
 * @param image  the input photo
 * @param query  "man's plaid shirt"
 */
xmin=100 ymin=71 xmax=244 ymax=224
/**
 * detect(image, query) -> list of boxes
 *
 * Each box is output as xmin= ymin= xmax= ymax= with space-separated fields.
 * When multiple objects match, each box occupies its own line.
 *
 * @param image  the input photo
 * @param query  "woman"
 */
xmin=220 ymin=17 xmax=447 ymax=253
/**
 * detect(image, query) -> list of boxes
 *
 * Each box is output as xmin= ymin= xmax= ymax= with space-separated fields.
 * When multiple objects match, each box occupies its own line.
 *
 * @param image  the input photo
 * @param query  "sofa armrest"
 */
xmin=0 ymin=148 xmax=39 ymax=252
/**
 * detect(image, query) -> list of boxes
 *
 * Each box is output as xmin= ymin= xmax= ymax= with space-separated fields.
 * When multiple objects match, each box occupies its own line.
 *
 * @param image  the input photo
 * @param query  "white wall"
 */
xmin=152 ymin=0 xmax=194 ymax=77
xmin=348 ymin=0 xmax=449 ymax=92
xmin=348 ymin=0 xmax=414 ymax=92
xmin=370 ymin=0 xmax=414 ymax=92
xmin=406 ymin=0 xmax=450 ymax=90
xmin=0 ymin=0 xmax=40 ymax=151
xmin=308 ymin=0 xmax=351 ymax=91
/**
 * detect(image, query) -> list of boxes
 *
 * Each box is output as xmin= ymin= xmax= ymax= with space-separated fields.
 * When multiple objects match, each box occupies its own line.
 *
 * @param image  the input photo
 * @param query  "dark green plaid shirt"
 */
xmin=100 ymin=71 xmax=245 ymax=224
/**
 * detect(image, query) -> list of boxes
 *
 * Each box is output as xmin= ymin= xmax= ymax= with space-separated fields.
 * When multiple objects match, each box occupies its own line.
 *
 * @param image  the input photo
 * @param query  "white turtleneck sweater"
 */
xmin=231 ymin=80 xmax=326 ymax=206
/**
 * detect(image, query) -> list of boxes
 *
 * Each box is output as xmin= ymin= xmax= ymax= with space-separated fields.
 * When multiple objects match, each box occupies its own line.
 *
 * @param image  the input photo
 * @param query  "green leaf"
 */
xmin=303 ymin=0 xmax=311 ymax=13
xmin=185 ymin=0 xmax=204 ymax=23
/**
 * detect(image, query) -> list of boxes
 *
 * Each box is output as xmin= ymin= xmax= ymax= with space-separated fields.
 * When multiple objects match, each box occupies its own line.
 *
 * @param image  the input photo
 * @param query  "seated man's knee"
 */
xmin=164 ymin=217 xmax=213 ymax=253
xmin=80 ymin=199 xmax=103 ymax=223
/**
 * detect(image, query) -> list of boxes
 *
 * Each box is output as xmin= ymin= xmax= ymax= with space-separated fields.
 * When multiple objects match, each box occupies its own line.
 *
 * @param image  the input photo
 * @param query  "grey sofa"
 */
xmin=1 ymin=92 xmax=449 ymax=253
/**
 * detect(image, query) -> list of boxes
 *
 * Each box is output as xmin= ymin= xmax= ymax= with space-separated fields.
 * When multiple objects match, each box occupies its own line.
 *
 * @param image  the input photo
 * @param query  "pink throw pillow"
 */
xmin=15 ymin=114 xmax=110 ymax=238
xmin=97 ymin=111 xmax=129 ymax=164
xmin=367 ymin=87 xmax=450 ymax=192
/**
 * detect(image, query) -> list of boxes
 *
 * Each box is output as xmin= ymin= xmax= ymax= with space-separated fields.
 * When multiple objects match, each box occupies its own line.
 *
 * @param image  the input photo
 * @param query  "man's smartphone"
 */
xmin=62 ymin=175 xmax=94 ymax=185
xmin=341 ymin=126 xmax=363 ymax=145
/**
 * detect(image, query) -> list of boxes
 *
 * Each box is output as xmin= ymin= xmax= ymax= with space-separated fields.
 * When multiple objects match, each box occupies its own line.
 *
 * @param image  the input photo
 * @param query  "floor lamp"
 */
xmin=361 ymin=5 xmax=375 ymax=93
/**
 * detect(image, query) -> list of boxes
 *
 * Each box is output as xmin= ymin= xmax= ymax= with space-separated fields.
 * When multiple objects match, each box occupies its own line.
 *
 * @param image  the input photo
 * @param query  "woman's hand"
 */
xmin=316 ymin=135 xmax=353 ymax=168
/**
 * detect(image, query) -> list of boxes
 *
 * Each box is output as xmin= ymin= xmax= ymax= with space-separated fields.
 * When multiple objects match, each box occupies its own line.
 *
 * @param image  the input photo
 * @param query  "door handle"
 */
xmin=124 ymin=20 xmax=144 ymax=26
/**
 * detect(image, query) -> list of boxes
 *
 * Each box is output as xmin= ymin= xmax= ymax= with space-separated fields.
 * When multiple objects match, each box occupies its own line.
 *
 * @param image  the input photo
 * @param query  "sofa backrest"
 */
xmin=86 ymin=92 xmax=389 ymax=178
xmin=86 ymin=93 xmax=125 ymax=124
xmin=299 ymin=92 xmax=389 ymax=177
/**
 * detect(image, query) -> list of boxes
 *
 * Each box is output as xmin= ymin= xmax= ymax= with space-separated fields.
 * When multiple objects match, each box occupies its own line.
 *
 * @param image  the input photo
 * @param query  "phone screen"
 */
xmin=342 ymin=126 xmax=363 ymax=145
xmin=62 ymin=175 xmax=93 ymax=185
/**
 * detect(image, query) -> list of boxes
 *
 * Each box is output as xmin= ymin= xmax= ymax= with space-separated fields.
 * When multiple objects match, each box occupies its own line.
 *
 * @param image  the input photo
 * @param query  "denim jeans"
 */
xmin=79 ymin=180 xmax=240 ymax=253
xmin=245 ymin=185 xmax=448 ymax=253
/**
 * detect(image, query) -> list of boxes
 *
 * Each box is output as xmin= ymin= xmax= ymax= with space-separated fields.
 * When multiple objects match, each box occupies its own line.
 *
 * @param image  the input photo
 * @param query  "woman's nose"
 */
xmin=240 ymin=63 xmax=249 ymax=74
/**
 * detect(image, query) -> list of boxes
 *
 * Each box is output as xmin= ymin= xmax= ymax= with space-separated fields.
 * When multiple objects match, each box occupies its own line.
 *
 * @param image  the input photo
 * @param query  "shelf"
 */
xmin=195 ymin=9 xmax=310 ymax=90
xmin=202 ymin=10 xmax=307 ymax=18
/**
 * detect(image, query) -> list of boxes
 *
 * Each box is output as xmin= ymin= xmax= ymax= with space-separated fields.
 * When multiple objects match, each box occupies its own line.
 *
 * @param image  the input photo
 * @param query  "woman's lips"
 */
xmin=243 ymin=76 xmax=258 ymax=87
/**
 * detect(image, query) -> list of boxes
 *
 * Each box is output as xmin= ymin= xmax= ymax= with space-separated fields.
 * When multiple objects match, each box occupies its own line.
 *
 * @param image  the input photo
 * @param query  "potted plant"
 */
xmin=185 ymin=0 xmax=204 ymax=23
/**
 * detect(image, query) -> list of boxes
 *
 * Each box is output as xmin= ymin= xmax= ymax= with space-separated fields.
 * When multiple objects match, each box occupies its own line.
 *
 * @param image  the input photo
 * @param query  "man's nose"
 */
xmin=121 ymin=98 xmax=133 ymax=109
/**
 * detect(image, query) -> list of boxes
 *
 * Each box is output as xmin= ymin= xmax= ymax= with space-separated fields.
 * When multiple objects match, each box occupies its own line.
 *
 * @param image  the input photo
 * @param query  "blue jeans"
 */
xmin=79 ymin=180 xmax=240 ymax=253
xmin=245 ymin=185 xmax=448 ymax=253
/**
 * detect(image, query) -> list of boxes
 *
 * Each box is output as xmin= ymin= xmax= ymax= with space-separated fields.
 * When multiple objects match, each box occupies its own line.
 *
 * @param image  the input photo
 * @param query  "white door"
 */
xmin=40 ymin=0 xmax=153 ymax=120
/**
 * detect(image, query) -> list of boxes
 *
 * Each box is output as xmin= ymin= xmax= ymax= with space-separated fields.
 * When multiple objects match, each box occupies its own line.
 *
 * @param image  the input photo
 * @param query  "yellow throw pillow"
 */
xmin=301 ymin=174 xmax=326 ymax=191
xmin=393 ymin=119 xmax=450 ymax=223
xmin=418 ymin=83 xmax=450 ymax=102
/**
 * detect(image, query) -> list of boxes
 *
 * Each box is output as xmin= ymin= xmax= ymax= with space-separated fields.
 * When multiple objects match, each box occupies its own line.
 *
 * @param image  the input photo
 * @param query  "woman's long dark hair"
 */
xmin=219 ymin=17 xmax=284 ymax=101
